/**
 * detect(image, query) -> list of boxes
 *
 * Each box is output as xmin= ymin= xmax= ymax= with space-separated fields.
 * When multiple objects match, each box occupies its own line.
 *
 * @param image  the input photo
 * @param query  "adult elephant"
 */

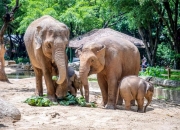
xmin=24 ymin=15 xmax=69 ymax=101
xmin=76 ymin=35 xmax=140 ymax=109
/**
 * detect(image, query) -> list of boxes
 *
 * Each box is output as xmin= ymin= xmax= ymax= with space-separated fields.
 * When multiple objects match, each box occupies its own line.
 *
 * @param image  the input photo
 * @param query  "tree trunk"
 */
xmin=0 ymin=0 xmax=19 ymax=82
xmin=0 ymin=44 xmax=9 ymax=82
xmin=0 ymin=23 xmax=9 ymax=82
xmin=151 ymin=0 xmax=180 ymax=69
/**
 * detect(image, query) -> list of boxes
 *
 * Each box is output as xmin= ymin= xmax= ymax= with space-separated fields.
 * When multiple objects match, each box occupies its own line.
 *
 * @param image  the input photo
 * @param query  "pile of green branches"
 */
xmin=24 ymin=93 xmax=96 ymax=108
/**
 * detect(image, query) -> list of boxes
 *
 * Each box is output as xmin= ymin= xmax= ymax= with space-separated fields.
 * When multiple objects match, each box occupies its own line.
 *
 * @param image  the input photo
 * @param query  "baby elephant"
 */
xmin=117 ymin=76 xmax=154 ymax=113
xmin=68 ymin=67 xmax=83 ymax=97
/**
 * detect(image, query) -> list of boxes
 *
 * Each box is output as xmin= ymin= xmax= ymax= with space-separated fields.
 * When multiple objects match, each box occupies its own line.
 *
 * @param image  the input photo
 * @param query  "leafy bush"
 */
xmin=156 ymin=43 xmax=178 ymax=68
xmin=139 ymin=67 xmax=180 ymax=81
xmin=14 ymin=57 xmax=30 ymax=64
xmin=139 ymin=66 xmax=165 ymax=77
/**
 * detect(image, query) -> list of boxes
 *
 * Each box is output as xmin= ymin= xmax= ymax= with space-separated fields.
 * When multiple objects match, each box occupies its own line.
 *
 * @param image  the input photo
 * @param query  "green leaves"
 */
xmin=24 ymin=92 xmax=96 ymax=108
xmin=59 ymin=92 xmax=96 ymax=108
xmin=24 ymin=96 xmax=57 ymax=107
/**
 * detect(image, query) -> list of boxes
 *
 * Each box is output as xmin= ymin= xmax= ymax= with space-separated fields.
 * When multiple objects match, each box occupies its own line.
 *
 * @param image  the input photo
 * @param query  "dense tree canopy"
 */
xmin=107 ymin=0 xmax=180 ymax=68
xmin=11 ymin=0 xmax=127 ymax=37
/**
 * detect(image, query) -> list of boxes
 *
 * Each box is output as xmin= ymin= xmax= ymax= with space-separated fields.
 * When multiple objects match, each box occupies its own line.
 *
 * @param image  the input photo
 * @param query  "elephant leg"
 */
xmin=80 ymin=87 xmax=84 ymax=96
xmin=43 ymin=68 xmax=56 ymax=102
xmin=131 ymin=100 xmax=136 ymax=106
xmin=33 ymin=67 xmax=43 ymax=96
xmin=105 ymin=79 xmax=118 ymax=109
xmin=137 ymin=98 xmax=144 ymax=113
xmin=116 ymin=90 xmax=123 ymax=105
xmin=124 ymin=100 xmax=131 ymax=110
xmin=144 ymin=96 xmax=152 ymax=113
xmin=97 ymin=74 xmax=108 ymax=107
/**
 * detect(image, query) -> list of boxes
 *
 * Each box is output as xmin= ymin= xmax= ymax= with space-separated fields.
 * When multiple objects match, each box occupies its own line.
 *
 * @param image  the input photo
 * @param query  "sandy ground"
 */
xmin=1 ymin=77 xmax=180 ymax=130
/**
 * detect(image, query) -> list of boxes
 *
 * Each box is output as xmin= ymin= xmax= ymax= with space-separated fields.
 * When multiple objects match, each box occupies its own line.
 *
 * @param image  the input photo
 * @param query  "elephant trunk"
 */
xmin=54 ymin=48 xmax=67 ymax=85
xmin=79 ymin=64 xmax=90 ymax=102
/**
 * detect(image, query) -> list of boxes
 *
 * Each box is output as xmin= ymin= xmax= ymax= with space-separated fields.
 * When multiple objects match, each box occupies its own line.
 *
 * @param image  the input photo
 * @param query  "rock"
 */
xmin=169 ymin=90 xmax=176 ymax=101
xmin=0 ymin=98 xmax=21 ymax=120
xmin=162 ymin=89 xmax=170 ymax=100
xmin=156 ymin=86 xmax=163 ymax=99
xmin=176 ymin=91 xmax=180 ymax=102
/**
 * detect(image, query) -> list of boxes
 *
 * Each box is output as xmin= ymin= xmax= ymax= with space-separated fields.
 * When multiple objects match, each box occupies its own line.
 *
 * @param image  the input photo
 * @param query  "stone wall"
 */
xmin=153 ymin=86 xmax=180 ymax=102
xmin=140 ymin=76 xmax=180 ymax=103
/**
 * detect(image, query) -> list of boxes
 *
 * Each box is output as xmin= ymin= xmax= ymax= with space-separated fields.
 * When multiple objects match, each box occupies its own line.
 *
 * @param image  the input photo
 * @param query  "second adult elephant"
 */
xmin=76 ymin=35 xmax=140 ymax=109
xmin=24 ymin=15 xmax=69 ymax=101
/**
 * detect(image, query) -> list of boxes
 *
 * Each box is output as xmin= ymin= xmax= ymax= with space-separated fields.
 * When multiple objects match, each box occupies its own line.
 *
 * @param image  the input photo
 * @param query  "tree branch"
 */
xmin=150 ymin=0 xmax=175 ymax=45
xmin=0 ymin=0 xmax=20 ymax=45
xmin=103 ymin=12 xmax=126 ymax=28
xmin=163 ymin=1 xmax=174 ymax=32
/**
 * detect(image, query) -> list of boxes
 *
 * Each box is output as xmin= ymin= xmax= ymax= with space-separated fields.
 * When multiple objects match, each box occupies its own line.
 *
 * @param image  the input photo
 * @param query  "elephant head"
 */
xmin=76 ymin=43 xmax=106 ymax=101
xmin=34 ymin=21 xmax=69 ymax=98
xmin=146 ymin=82 xmax=154 ymax=96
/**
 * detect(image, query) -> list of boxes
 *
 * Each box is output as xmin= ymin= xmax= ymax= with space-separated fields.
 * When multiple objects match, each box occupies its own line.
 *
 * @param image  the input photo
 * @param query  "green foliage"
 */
xmin=24 ymin=96 xmax=58 ymax=107
xmin=59 ymin=92 xmax=96 ymax=107
xmin=139 ymin=67 xmax=180 ymax=81
xmin=114 ymin=0 xmax=156 ymax=29
xmin=140 ymin=66 xmax=165 ymax=77
xmin=13 ymin=57 xmax=30 ymax=64
xmin=88 ymin=78 xmax=97 ymax=82
xmin=156 ymin=43 xmax=177 ymax=67
xmin=0 ymin=0 xmax=11 ymax=25
xmin=11 ymin=0 xmax=128 ymax=37
xmin=52 ymin=76 xmax=58 ymax=81
xmin=24 ymin=92 xmax=96 ymax=107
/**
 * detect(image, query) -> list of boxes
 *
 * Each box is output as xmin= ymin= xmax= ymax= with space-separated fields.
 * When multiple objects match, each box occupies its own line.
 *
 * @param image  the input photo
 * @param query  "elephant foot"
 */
xmin=47 ymin=95 xmax=57 ymax=102
xmin=101 ymin=101 xmax=105 ymax=107
xmin=34 ymin=92 xmax=43 ymax=97
xmin=137 ymin=108 xmax=144 ymax=113
xmin=35 ymin=89 xmax=43 ymax=97
xmin=117 ymin=99 xmax=123 ymax=105
xmin=137 ymin=110 xmax=144 ymax=113
xmin=104 ymin=104 xmax=115 ymax=110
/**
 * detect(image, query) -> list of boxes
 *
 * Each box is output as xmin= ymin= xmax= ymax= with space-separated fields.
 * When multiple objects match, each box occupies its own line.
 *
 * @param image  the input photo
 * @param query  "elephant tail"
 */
xmin=144 ymin=98 xmax=152 ymax=113
xmin=116 ymin=87 xmax=120 ymax=105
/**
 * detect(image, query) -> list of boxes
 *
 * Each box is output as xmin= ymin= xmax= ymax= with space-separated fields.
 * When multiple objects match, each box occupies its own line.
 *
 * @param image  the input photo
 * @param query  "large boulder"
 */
xmin=0 ymin=98 xmax=21 ymax=120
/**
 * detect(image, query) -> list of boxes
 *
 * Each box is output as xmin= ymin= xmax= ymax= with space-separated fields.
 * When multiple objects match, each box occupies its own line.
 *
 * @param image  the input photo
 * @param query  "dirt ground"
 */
xmin=1 ymin=77 xmax=180 ymax=130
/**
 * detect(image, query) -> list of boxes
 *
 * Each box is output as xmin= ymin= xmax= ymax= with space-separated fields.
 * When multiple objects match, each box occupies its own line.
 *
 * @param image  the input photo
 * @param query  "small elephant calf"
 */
xmin=117 ymin=76 xmax=154 ymax=112
xmin=68 ymin=67 xmax=83 ymax=97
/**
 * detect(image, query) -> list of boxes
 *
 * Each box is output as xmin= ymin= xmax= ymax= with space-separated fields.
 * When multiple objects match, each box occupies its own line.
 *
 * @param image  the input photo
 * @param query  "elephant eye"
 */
xmin=91 ymin=59 xmax=94 ymax=62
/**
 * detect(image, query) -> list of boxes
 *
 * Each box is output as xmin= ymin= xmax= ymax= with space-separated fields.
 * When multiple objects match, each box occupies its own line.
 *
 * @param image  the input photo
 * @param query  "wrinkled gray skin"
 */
xmin=117 ymin=76 xmax=154 ymax=113
xmin=77 ymin=35 xmax=140 ymax=109
xmin=24 ymin=15 xmax=69 ymax=101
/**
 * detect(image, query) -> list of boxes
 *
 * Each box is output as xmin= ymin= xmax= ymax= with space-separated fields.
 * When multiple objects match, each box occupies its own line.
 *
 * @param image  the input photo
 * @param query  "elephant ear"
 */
xmin=34 ymin=26 xmax=43 ymax=49
xmin=146 ymin=82 xmax=154 ymax=93
xmin=96 ymin=45 xmax=106 ymax=66
xmin=75 ymin=44 xmax=83 ymax=57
